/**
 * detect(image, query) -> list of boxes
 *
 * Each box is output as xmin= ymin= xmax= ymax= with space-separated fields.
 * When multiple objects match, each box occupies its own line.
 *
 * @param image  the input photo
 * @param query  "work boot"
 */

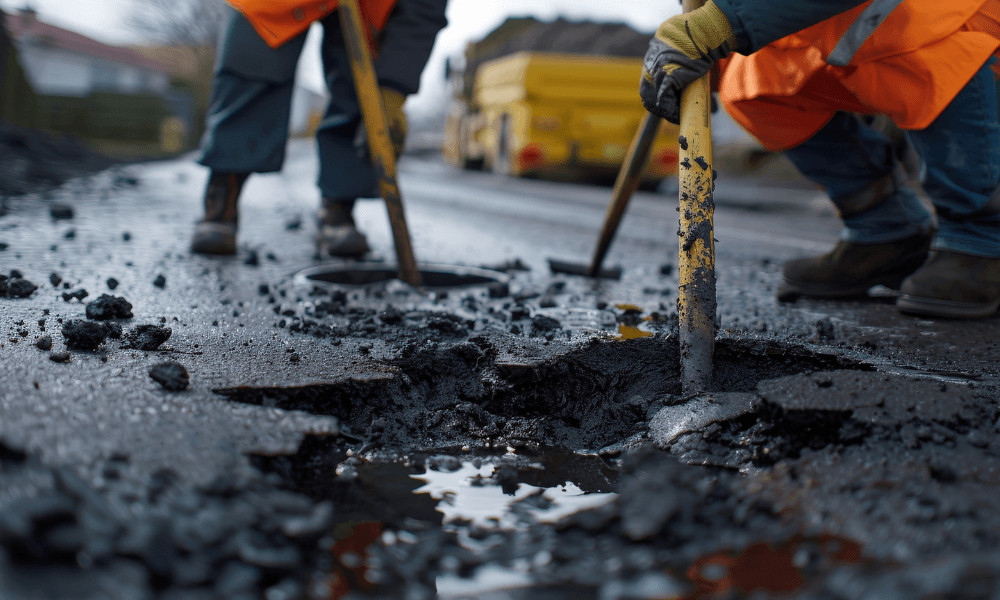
xmin=896 ymin=251 xmax=1000 ymax=318
xmin=316 ymin=198 xmax=370 ymax=257
xmin=777 ymin=167 xmax=935 ymax=301
xmin=191 ymin=172 xmax=248 ymax=255
xmin=777 ymin=231 xmax=933 ymax=301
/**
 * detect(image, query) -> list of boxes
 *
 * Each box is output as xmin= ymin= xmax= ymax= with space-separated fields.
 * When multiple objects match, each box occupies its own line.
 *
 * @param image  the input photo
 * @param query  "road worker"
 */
xmin=640 ymin=0 xmax=1000 ymax=318
xmin=192 ymin=0 xmax=447 ymax=257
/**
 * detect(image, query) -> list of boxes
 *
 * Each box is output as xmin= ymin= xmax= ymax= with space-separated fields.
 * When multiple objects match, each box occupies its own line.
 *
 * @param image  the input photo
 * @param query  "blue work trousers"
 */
xmin=784 ymin=63 xmax=1000 ymax=257
xmin=198 ymin=9 xmax=377 ymax=201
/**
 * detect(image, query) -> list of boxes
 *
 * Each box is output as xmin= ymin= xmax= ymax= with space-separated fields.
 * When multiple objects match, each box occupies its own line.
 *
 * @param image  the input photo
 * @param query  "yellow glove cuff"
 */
xmin=655 ymin=1 xmax=737 ymax=61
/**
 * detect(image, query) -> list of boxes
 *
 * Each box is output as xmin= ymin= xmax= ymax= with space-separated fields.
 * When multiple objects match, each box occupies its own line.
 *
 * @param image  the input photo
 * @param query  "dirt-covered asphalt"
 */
xmin=0 ymin=140 xmax=998 ymax=599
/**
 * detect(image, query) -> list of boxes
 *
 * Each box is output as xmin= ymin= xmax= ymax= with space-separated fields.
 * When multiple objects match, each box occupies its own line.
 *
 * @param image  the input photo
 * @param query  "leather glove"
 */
xmin=380 ymin=87 xmax=407 ymax=158
xmin=639 ymin=1 xmax=736 ymax=124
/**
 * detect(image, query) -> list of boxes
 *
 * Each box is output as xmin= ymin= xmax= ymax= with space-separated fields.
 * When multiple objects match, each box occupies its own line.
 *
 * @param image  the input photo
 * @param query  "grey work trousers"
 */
xmin=198 ymin=9 xmax=377 ymax=201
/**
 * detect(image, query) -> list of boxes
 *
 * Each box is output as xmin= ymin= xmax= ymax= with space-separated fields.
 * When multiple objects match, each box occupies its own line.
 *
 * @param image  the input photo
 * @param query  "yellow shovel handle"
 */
xmin=677 ymin=0 xmax=717 ymax=394
xmin=339 ymin=0 xmax=422 ymax=288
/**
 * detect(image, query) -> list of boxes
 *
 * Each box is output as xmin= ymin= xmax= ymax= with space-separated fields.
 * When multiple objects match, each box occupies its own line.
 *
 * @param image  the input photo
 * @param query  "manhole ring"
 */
xmin=294 ymin=262 xmax=509 ymax=290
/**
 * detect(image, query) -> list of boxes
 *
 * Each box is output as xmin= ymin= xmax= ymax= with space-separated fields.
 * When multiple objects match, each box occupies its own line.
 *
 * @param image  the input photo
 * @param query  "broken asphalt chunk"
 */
xmin=61 ymin=319 xmax=116 ymax=350
xmin=531 ymin=314 xmax=562 ymax=335
xmin=86 ymin=294 xmax=133 ymax=320
xmin=126 ymin=325 xmax=172 ymax=350
xmin=49 ymin=204 xmax=74 ymax=219
xmin=6 ymin=277 xmax=37 ymax=298
xmin=62 ymin=289 xmax=88 ymax=302
xmin=49 ymin=351 xmax=71 ymax=363
xmin=149 ymin=361 xmax=189 ymax=391
xmin=650 ymin=393 xmax=760 ymax=447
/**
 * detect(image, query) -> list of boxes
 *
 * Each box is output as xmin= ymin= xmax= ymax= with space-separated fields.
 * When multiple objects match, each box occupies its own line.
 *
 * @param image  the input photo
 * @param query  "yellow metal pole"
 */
xmin=677 ymin=0 xmax=717 ymax=394
xmin=338 ymin=0 xmax=422 ymax=288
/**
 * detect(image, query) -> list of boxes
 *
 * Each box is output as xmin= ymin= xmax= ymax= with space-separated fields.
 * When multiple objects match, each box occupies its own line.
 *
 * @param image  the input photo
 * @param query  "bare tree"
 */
xmin=0 ymin=7 xmax=40 ymax=129
xmin=127 ymin=0 xmax=229 ymax=51
xmin=127 ymin=0 xmax=230 ymax=143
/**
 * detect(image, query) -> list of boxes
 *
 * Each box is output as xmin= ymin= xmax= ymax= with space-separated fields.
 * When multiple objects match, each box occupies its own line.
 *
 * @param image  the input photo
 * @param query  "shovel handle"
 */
xmin=339 ymin=0 xmax=422 ymax=288
xmin=587 ymin=112 xmax=661 ymax=278
xmin=677 ymin=0 xmax=717 ymax=394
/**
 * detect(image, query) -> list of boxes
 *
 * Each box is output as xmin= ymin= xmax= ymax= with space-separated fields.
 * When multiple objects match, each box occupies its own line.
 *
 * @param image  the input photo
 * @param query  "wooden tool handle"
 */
xmin=339 ymin=0 xmax=422 ymax=288
xmin=587 ymin=112 xmax=661 ymax=277
xmin=677 ymin=0 xmax=717 ymax=394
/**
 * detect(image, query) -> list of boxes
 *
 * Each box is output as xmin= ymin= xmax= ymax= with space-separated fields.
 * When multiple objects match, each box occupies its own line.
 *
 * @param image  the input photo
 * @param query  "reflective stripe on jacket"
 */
xmin=719 ymin=0 xmax=1000 ymax=151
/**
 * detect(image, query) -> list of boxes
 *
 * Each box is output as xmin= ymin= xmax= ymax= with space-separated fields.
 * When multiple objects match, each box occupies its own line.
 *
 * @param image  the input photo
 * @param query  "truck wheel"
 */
xmin=492 ymin=114 xmax=513 ymax=176
xmin=639 ymin=178 xmax=665 ymax=192
xmin=462 ymin=157 xmax=485 ymax=170
xmin=458 ymin=118 xmax=484 ymax=170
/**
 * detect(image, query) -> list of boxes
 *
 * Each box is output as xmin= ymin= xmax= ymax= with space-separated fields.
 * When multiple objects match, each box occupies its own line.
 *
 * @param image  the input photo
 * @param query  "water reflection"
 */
xmin=686 ymin=535 xmax=863 ymax=598
xmin=411 ymin=459 xmax=617 ymax=529
xmin=314 ymin=449 xmax=618 ymax=599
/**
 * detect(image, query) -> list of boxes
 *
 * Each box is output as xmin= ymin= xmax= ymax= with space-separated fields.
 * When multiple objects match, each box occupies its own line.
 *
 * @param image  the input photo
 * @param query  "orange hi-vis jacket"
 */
xmin=719 ymin=0 xmax=1000 ymax=151
xmin=226 ymin=0 xmax=397 ymax=49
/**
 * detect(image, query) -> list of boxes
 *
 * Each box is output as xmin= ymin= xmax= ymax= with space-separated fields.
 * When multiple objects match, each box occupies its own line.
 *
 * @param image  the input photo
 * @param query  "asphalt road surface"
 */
xmin=1 ymin=140 xmax=998 ymax=599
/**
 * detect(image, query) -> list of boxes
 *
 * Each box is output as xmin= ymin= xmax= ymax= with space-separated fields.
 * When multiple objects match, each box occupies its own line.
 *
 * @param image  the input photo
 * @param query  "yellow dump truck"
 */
xmin=444 ymin=51 xmax=678 ymax=185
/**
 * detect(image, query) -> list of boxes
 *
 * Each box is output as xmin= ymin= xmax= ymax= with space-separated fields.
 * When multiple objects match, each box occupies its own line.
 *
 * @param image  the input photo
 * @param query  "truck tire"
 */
xmin=492 ymin=114 xmax=513 ymax=176
xmin=639 ymin=178 xmax=665 ymax=192
xmin=459 ymin=118 xmax=484 ymax=170
xmin=462 ymin=156 xmax=485 ymax=171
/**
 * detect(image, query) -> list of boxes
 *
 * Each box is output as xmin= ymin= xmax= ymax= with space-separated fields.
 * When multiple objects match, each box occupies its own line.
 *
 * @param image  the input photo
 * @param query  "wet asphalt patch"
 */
xmin=4 ymin=239 xmax=998 ymax=599
xmin=224 ymin=306 xmax=1000 ymax=599
xmin=2 ymin=151 xmax=1000 ymax=599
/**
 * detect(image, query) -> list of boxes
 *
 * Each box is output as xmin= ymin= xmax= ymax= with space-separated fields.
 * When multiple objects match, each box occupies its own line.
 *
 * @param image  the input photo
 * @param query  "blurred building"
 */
xmin=5 ymin=7 xmax=194 ymax=154
xmin=8 ymin=8 xmax=170 ymax=97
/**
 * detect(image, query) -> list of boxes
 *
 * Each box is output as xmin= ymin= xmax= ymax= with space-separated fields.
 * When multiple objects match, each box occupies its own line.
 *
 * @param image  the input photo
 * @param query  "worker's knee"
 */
xmin=214 ymin=8 xmax=305 ymax=84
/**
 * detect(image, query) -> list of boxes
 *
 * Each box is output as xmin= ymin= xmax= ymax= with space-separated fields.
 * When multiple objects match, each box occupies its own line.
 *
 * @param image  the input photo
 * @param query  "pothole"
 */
xmin=220 ymin=336 xmax=873 ymax=454
xmin=235 ymin=336 xmax=1000 ymax=599
xmin=294 ymin=263 xmax=509 ymax=290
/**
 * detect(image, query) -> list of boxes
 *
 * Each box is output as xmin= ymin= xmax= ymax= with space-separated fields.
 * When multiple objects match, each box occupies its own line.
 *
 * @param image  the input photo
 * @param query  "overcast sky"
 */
xmin=1 ymin=0 xmax=681 ymax=116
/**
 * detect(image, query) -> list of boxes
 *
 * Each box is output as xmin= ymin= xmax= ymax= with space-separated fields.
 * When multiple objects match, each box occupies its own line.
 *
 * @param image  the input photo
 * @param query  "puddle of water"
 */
xmin=324 ymin=521 xmax=384 ymax=599
xmin=877 ymin=364 xmax=987 ymax=386
xmin=437 ymin=564 xmax=534 ymax=599
xmin=410 ymin=455 xmax=615 ymax=599
xmin=410 ymin=459 xmax=617 ymax=530
xmin=618 ymin=324 xmax=654 ymax=340
xmin=615 ymin=303 xmax=644 ymax=312
xmin=537 ymin=307 xmax=617 ymax=332
xmin=685 ymin=535 xmax=863 ymax=598
xmin=308 ymin=449 xmax=618 ymax=599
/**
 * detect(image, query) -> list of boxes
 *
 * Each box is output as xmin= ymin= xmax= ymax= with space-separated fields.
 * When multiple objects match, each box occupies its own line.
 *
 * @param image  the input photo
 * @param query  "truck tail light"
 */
xmin=517 ymin=144 xmax=544 ymax=168
xmin=655 ymin=148 xmax=678 ymax=165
